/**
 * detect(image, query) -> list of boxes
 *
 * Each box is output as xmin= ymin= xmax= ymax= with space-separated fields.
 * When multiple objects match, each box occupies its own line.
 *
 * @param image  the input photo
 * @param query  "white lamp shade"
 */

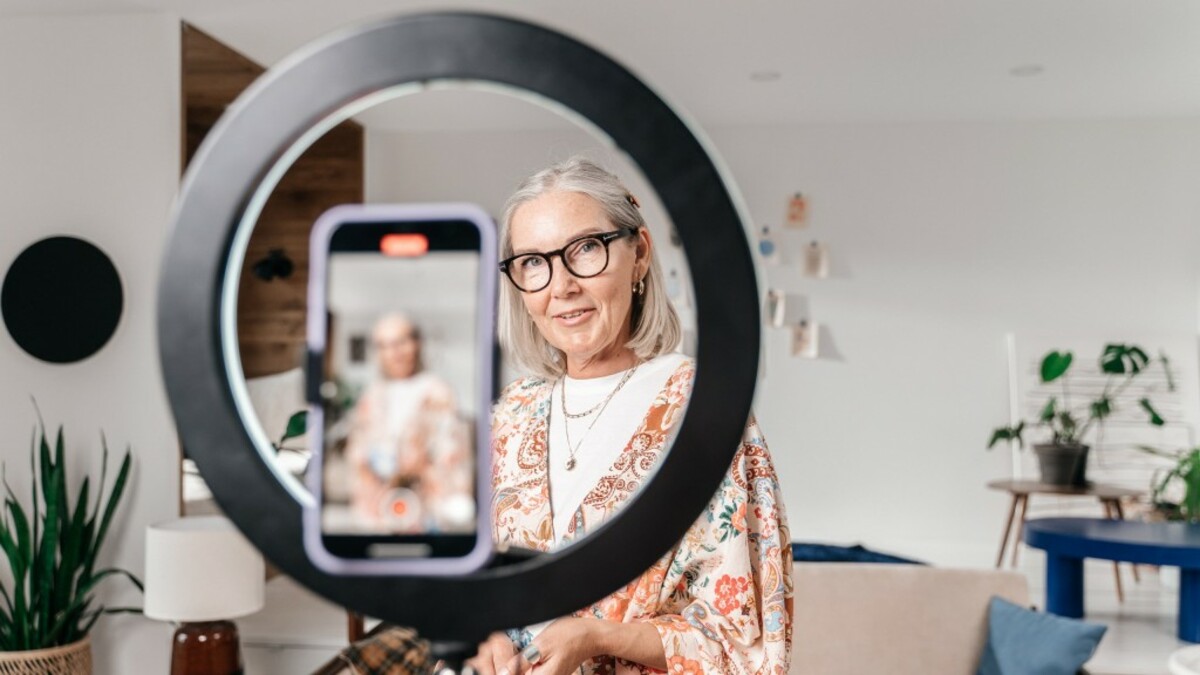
xmin=144 ymin=516 xmax=265 ymax=622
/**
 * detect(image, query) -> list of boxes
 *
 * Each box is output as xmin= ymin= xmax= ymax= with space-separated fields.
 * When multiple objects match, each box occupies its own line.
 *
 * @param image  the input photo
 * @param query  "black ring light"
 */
xmin=158 ymin=12 xmax=759 ymax=641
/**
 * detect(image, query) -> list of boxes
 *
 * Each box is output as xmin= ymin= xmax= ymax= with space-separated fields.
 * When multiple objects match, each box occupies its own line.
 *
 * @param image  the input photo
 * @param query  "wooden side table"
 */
xmin=988 ymin=479 xmax=1144 ymax=602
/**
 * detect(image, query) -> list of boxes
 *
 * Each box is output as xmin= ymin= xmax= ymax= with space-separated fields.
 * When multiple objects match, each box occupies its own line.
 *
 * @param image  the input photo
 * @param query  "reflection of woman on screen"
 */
xmin=344 ymin=312 xmax=473 ymax=532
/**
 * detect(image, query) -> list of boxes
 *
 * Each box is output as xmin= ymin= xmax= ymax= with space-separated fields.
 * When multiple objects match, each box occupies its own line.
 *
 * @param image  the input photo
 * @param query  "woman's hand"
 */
xmin=465 ymin=631 xmax=517 ymax=675
xmin=502 ymin=618 xmax=607 ymax=675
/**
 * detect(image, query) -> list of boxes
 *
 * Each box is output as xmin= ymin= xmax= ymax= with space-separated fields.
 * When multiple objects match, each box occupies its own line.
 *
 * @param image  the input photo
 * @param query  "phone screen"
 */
xmin=313 ymin=212 xmax=487 ymax=562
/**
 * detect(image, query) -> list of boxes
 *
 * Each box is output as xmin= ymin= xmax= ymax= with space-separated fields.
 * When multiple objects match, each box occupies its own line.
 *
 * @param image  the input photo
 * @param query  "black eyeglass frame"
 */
xmin=498 ymin=226 xmax=639 ymax=292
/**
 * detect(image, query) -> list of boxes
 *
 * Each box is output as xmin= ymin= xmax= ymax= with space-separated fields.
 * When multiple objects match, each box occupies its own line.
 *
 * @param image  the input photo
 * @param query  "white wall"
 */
xmin=713 ymin=120 xmax=1200 ymax=564
xmin=366 ymin=117 xmax=1200 ymax=566
xmin=0 ymin=13 xmax=180 ymax=672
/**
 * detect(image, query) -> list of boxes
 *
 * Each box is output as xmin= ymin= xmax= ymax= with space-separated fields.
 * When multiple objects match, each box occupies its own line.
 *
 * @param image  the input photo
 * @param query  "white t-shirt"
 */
xmin=547 ymin=352 xmax=689 ymax=543
xmin=363 ymin=371 xmax=440 ymax=478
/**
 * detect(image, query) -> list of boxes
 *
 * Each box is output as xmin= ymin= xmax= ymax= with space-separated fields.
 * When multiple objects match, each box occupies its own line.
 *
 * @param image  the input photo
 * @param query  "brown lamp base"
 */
xmin=171 ymin=620 xmax=243 ymax=675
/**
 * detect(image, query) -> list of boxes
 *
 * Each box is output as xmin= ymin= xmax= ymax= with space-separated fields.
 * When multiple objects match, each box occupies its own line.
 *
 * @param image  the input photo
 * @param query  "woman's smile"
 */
xmin=553 ymin=307 xmax=595 ymax=326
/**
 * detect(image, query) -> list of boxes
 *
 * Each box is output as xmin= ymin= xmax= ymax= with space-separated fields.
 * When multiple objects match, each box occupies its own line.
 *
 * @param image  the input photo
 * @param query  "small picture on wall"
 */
xmin=792 ymin=320 xmax=819 ymax=358
xmin=803 ymin=241 xmax=830 ymax=279
xmin=764 ymin=290 xmax=809 ymax=328
xmin=758 ymin=225 xmax=779 ymax=264
xmin=765 ymin=290 xmax=786 ymax=328
xmin=785 ymin=192 xmax=808 ymax=228
xmin=349 ymin=334 xmax=368 ymax=363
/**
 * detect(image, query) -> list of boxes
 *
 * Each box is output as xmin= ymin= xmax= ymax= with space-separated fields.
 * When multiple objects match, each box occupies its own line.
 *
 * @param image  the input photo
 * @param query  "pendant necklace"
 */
xmin=560 ymin=363 xmax=639 ymax=471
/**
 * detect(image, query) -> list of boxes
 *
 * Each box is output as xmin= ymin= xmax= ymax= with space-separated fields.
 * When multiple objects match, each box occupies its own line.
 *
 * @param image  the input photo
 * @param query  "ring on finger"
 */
xmin=521 ymin=644 xmax=543 ymax=665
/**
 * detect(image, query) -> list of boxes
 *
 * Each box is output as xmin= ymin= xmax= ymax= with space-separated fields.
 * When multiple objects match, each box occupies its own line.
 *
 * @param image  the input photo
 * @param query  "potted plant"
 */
xmin=1136 ymin=446 xmax=1200 ymax=522
xmin=988 ymin=344 xmax=1170 ymax=486
xmin=0 ymin=421 xmax=139 ymax=674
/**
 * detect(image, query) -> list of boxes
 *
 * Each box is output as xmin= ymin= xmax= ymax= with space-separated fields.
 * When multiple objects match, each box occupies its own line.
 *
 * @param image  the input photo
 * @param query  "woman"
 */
xmin=344 ymin=312 xmax=472 ymax=532
xmin=471 ymin=158 xmax=792 ymax=675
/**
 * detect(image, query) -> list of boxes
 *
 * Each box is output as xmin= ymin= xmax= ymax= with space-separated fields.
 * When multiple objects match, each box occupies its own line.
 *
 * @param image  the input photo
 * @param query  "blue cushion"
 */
xmin=977 ymin=596 xmax=1106 ymax=675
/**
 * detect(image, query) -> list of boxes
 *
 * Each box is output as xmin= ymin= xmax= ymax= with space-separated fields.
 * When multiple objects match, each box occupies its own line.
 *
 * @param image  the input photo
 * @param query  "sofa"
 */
xmin=791 ymin=563 xmax=1030 ymax=675
xmin=314 ymin=563 xmax=1034 ymax=675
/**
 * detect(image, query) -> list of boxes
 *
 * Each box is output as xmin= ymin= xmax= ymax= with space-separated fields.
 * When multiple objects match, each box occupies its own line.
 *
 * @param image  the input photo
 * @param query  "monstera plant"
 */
xmin=989 ymin=344 xmax=1170 ymax=486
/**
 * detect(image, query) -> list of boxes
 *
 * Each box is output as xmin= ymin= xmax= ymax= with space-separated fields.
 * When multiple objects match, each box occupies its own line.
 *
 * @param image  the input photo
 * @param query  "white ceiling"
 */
xmin=6 ymin=0 xmax=1200 ymax=130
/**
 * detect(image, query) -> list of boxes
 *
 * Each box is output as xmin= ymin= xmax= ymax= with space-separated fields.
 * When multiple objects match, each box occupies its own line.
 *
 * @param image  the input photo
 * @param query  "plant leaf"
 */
xmin=1039 ymin=398 xmax=1058 ymax=423
xmin=1101 ymin=343 xmax=1151 ymax=375
xmin=77 ymin=568 xmax=144 ymax=599
xmin=1136 ymin=444 xmax=1178 ymax=459
xmin=1040 ymin=351 xmax=1073 ymax=383
xmin=77 ymin=607 xmax=102 ymax=637
xmin=988 ymin=428 xmax=1010 ymax=449
xmin=1091 ymin=396 xmax=1113 ymax=421
xmin=5 ymin=498 xmax=32 ymax=578
xmin=280 ymin=411 xmax=307 ymax=445
xmin=1140 ymin=398 xmax=1166 ymax=426
xmin=29 ymin=427 xmax=39 ymax=589
xmin=0 ymin=510 xmax=25 ymax=582
xmin=36 ymin=438 xmax=63 ymax=647
xmin=1130 ymin=346 xmax=1150 ymax=372
xmin=44 ymin=596 xmax=89 ymax=646
xmin=1162 ymin=351 xmax=1177 ymax=392
xmin=86 ymin=449 xmax=131 ymax=580
xmin=53 ymin=477 xmax=89 ymax=623
xmin=0 ymin=571 xmax=13 ymax=616
xmin=988 ymin=423 xmax=1026 ymax=450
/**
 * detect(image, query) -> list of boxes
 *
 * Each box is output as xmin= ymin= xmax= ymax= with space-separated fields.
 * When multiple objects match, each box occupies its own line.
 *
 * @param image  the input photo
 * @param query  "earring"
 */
xmin=634 ymin=279 xmax=646 ymax=296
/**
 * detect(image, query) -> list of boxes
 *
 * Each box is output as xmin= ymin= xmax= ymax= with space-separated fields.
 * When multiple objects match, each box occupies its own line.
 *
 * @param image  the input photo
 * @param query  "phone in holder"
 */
xmin=303 ymin=204 xmax=496 ymax=575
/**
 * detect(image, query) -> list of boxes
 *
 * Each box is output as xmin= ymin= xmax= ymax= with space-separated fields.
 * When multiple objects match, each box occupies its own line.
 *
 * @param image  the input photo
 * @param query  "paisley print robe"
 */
xmin=491 ymin=359 xmax=793 ymax=674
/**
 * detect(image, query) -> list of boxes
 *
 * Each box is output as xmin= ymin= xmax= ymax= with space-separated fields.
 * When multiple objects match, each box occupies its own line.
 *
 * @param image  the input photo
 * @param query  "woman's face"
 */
xmin=509 ymin=190 xmax=650 ymax=376
xmin=373 ymin=318 xmax=420 ymax=380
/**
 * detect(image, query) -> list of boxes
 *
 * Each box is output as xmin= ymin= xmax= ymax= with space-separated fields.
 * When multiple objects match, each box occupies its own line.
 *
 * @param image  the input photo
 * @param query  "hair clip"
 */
xmin=626 ymin=194 xmax=641 ymax=209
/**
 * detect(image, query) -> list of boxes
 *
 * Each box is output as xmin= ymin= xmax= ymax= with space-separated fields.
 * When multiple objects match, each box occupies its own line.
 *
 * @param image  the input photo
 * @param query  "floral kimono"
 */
xmin=491 ymin=360 xmax=793 ymax=674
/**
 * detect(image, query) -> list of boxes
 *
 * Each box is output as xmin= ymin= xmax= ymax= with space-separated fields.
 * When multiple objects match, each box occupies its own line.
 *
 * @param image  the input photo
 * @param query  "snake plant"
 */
xmin=0 ymin=423 xmax=141 ymax=651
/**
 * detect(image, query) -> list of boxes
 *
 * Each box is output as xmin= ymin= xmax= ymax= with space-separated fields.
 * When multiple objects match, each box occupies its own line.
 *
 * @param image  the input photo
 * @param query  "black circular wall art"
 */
xmin=2 ymin=236 xmax=123 ymax=363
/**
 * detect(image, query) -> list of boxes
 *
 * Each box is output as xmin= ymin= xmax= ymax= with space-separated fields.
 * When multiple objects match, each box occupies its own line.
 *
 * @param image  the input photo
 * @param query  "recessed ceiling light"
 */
xmin=1010 ymin=64 xmax=1045 ymax=77
xmin=750 ymin=70 xmax=782 ymax=83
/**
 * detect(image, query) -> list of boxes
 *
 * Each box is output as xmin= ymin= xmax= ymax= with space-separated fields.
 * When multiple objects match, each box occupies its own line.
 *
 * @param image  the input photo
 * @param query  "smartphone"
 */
xmin=303 ymin=204 xmax=496 ymax=575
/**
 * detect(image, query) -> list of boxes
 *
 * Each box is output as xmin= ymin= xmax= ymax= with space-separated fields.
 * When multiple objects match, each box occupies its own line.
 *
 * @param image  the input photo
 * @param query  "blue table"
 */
xmin=1024 ymin=517 xmax=1200 ymax=642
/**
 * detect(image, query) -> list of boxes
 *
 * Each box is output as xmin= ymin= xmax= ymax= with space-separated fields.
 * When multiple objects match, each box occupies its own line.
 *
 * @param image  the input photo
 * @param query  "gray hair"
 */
xmin=498 ymin=157 xmax=682 ymax=379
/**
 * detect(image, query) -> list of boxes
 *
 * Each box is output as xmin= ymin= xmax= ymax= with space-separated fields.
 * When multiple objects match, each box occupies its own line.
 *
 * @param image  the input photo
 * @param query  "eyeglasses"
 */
xmin=499 ymin=227 xmax=638 ymax=293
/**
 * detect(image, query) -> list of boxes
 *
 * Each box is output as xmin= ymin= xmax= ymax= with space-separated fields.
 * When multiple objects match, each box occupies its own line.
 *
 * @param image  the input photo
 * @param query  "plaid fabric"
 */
xmin=339 ymin=626 xmax=432 ymax=675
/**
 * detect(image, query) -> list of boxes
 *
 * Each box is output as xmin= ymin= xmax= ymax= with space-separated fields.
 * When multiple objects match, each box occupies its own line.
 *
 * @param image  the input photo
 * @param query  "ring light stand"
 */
xmin=158 ymin=12 xmax=760 ymax=669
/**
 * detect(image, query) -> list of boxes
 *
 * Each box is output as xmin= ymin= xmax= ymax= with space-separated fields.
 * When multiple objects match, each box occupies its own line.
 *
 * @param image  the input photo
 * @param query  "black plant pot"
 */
xmin=1034 ymin=443 xmax=1090 ymax=487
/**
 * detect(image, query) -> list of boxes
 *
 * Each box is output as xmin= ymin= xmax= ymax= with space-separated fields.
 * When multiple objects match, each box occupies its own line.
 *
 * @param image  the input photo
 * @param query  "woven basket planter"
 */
xmin=0 ymin=637 xmax=91 ymax=675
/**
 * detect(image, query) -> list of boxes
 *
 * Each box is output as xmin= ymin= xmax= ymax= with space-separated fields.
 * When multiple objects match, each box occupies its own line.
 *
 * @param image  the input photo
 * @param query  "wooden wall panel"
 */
xmin=182 ymin=23 xmax=364 ymax=378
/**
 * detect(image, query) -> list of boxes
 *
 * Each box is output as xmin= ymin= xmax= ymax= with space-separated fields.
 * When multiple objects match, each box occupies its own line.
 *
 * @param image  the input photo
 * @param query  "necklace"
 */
xmin=560 ymin=363 xmax=639 ymax=471
xmin=561 ymin=365 xmax=636 ymax=419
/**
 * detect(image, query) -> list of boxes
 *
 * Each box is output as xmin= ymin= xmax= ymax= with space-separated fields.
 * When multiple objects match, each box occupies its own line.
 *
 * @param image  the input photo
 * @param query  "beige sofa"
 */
xmin=791 ymin=563 xmax=1029 ymax=675
xmin=315 ymin=563 xmax=1031 ymax=675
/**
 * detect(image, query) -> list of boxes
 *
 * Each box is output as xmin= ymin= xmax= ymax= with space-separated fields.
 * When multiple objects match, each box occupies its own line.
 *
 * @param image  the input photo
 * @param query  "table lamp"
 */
xmin=145 ymin=516 xmax=265 ymax=675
